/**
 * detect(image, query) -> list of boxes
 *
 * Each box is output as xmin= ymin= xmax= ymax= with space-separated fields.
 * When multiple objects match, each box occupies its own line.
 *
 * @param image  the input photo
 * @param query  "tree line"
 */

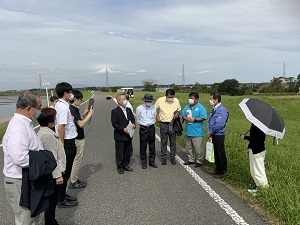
xmin=142 ymin=74 xmax=300 ymax=96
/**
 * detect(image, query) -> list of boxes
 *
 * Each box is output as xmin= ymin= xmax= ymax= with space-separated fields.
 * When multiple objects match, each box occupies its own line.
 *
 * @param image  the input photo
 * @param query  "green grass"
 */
xmin=108 ymin=91 xmax=299 ymax=225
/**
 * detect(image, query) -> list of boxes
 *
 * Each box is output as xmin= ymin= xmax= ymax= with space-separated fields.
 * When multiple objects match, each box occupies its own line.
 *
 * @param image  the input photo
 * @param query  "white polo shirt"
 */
xmin=55 ymin=99 xmax=77 ymax=139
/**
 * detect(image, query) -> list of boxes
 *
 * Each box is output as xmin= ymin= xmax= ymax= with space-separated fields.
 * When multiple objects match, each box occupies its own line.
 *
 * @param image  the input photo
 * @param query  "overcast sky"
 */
xmin=0 ymin=0 xmax=299 ymax=91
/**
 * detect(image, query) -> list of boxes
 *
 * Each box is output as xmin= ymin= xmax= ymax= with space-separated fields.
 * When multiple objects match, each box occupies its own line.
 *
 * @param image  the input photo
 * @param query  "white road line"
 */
xmin=155 ymin=134 xmax=249 ymax=225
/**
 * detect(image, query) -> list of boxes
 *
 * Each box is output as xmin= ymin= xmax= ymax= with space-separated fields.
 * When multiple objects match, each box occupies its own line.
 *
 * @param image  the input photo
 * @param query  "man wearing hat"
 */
xmin=136 ymin=94 xmax=158 ymax=169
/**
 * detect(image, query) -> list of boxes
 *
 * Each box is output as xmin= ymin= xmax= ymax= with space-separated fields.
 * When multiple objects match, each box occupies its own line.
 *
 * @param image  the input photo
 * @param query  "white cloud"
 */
xmin=0 ymin=0 xmax=299 ymax=90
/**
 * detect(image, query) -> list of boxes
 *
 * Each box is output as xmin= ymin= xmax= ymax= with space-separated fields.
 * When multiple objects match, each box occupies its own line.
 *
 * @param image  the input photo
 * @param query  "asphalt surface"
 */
xmin=0 ymin=92 xmax=270 ymax=225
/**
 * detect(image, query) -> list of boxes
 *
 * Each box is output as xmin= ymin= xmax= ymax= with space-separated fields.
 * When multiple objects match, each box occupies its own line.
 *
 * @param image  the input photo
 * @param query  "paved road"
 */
xmin=0 ymin=92 xmax=270 ymax=225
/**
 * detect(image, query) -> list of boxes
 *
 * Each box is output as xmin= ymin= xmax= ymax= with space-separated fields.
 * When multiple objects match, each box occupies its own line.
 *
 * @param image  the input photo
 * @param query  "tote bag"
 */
xmin=205 ymin=140 xmax=215 ymax=163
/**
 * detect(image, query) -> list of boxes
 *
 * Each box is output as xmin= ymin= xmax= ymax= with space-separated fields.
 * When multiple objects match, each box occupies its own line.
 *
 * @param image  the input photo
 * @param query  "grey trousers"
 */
xmin=159 ymin=122 xmax=176 ymax=159
xmin=185 ymin=136 xmax=204 ymax=164
xmin=4 ymin=177 xmax=39 ymax=225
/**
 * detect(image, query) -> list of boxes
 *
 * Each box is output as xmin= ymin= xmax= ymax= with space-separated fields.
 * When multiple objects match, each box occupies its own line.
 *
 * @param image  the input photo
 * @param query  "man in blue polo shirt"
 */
xmin=182 ymin=92 xmax=207 ymax=167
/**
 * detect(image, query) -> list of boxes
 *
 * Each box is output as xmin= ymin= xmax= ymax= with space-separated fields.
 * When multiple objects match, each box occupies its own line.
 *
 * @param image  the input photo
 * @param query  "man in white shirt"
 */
xmin=55 ymin=82 xmax=78 ymax=208
xmin=136 ymin=94 xmax=158 ymax=169
xmin=3 ymin=91 xmax=43 ymax=225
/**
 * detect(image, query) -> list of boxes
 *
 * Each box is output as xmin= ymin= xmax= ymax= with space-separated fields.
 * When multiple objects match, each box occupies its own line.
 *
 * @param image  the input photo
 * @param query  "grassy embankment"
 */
xmin=107 ymin=91 xmax=299 ymax=225
xmin=0 ymin=90 xmax=93 ymax=141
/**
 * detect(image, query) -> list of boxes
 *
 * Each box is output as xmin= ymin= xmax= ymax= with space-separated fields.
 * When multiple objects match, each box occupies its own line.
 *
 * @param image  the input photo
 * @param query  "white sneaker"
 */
xmin=247 ymin=188 xmax=258 ymax=196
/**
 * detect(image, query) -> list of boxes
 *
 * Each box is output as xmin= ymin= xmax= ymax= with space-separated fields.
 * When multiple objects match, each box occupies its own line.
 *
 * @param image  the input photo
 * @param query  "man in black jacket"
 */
xmin=111 ymin=94 xmax=136 ymax=174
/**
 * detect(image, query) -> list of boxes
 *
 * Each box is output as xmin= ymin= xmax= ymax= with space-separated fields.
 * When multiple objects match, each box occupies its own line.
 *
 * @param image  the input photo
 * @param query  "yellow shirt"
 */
xmin=155 ymin=96 xmax=181 ymax=122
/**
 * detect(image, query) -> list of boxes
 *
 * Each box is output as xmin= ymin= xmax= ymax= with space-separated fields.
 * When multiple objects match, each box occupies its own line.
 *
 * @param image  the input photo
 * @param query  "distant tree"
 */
xmin=296 ymin=74 xmax=300 ymax=92
xmin=170 ymin=83 xmax=180 ymax=91
xmin=110 ymin=86 xmax=120 ymax=92
xmin=218 ymin=79 xmax=240 ymax=96
xmin=284 ymin=77 xmax=297 ymax=92
xmin=191 ymin=81 xmax=210 ymax=93
xmin=210 ymin=83 xmax=219 ymax=93
xmin=100 ymin=87 xmax=109 ymax=92
xmin=142 ymin=79 xmax=157 ymax=92
xmin=240 ymin=84 xmax=253 ymax=95
xmin=258 ymin=76 xmax=285 ymax=93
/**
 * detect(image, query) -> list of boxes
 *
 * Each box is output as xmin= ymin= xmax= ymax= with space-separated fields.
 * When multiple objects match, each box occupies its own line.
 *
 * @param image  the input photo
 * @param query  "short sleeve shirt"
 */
xmin=69 ymin=105 xmax=84 ymax=140
xmin=182 ymin=102 xmax=207 ymax=137
xmin=55 ymin=99 xmax=77 ymax=139
xmin=155 ymin=97 xmax=181 ymax=122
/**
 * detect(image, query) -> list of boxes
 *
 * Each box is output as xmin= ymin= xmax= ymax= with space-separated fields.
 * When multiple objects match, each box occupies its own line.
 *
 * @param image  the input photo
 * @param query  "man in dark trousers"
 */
xmin=207 ymin=92 xmax=229 ymax=177
xmin=111 ymin=94 xmax=136 ymax=174
xmin=136 ymin=93 xmax=157 ymax=169
xmin=55 ymin=82 xmax=78 ymax=208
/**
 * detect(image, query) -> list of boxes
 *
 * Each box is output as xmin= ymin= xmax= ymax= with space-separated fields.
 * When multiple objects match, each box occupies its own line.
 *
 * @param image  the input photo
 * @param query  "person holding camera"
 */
xmin=69 ymin=90 xmax=94 ymax=189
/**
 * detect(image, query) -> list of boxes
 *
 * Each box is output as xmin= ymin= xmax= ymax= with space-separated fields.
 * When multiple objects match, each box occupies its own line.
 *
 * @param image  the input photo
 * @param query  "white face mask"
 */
xmin=188 ymin=99 xmax=195 ymax=105
xmin=122 ymin=100 xmax=128 ymax=107
xmin=69 ymin=93 xmax=74 ymax=101
xmin=209 ymin=99 xmax=215 ymax=106
xmin=145 ymin=102 xmax=151 ymax=107
xmin=166 ymin=97 xmax=174 ymax=102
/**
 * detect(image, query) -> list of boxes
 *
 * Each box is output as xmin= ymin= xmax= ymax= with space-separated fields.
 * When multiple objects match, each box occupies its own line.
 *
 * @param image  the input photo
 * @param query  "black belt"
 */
xmin=140 ymin=124 xmax=154 ymax=129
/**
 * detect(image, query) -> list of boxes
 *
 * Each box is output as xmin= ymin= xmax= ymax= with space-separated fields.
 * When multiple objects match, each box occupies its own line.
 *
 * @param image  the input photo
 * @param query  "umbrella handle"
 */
xmin=244 ymin=129 xmax=250 ymax=135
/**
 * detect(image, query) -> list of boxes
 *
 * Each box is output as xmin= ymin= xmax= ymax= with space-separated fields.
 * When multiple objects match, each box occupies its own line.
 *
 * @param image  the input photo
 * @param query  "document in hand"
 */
xmin=126 ymin=121 xmax=135 ymax=138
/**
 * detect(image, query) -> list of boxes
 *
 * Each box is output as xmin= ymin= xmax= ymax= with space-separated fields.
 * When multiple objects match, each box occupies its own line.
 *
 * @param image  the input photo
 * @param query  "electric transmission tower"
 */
xmin=182 ymin=64 xmax=185 ymax=87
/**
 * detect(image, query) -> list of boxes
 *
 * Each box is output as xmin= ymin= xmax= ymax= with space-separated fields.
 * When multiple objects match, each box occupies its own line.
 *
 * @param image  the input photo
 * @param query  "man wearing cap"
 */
xmin=136 ymin=94 xmax=157 ymax=169
xmin=155 ymin=89 xmax=181 ymax=165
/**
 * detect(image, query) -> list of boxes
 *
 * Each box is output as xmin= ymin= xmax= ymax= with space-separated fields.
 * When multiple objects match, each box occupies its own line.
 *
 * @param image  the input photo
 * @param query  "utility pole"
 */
xmin=182 ymin=64 xmax=185 ymax=87
xmin=106 ymin=67 xmax=109 ymax=88
xmin=39 ymin=74 xmax=42 ymax=90
xmin=283 ymin=61 xmax=286 ymax=78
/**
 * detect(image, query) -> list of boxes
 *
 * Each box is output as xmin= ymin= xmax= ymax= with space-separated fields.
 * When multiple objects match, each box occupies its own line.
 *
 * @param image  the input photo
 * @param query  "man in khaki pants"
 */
xmin=69 ymin=90 xmax=94 ymax=189
xmin=3 ymin=91 xmax=43 ymax=224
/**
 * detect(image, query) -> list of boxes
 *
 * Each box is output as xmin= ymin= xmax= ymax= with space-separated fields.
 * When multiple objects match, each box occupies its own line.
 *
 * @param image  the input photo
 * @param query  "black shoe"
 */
xmin=57 ymin=199 xmax=77 ymax=208
xmin=69 ymin=180 xmax=87 ymax=189
xmin=149 ymin=162 xmax=158 ymax=168
xmin=161 ymin=159 xmax=167 ymax=165
xmin=77 ymin=179 xmax=87 ymax=185
xmin=183 ymin=161 xmax=195 ymax=165
xmin=142 ymin=164 xmax=147 ymax=169
xmin=118 ymin=168 xmax=124 ymax=174
xmin=124 ymin=166 xmax=133 ymax=172
xmin=194 ymin=163 xmax=202 ymax=168
xmin=66 ymin=194 xmax=77 ymax=202
xmin=170 ymin=159 xmax=176 ymax=165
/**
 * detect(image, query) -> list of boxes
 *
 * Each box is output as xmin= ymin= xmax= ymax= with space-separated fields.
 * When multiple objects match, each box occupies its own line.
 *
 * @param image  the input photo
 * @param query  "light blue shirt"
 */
xmin=182 ymin=102 xmax=207 ymax=137
xmin=136 ymin=103 xmax=156 ymax=126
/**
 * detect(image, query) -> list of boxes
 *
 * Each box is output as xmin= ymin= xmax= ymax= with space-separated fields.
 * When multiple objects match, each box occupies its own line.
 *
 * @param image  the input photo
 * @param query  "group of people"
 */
xmin=2 ymin=82 xmax=94 ymax=225
xmin=2 ymin=86 xmax=269 ymax=225
xmin=111 ymin=89 xmax=269 ymax=194
xmin=110 ymin=89 xmax=229 ymax=176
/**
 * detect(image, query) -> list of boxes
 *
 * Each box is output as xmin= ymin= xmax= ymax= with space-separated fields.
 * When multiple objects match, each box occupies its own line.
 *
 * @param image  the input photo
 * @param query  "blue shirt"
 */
xmin=182 ymin=102 xmax=207 ymax=137
xmin=136 ymin=104 xmax=156 ymax=126
xmin=207 ymin=103 xmax=229 ymax=136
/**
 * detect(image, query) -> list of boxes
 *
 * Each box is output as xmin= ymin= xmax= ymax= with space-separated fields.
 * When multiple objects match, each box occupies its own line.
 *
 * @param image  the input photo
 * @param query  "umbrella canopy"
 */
xmin=239 ymin=98 xmax=285 ymax=139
